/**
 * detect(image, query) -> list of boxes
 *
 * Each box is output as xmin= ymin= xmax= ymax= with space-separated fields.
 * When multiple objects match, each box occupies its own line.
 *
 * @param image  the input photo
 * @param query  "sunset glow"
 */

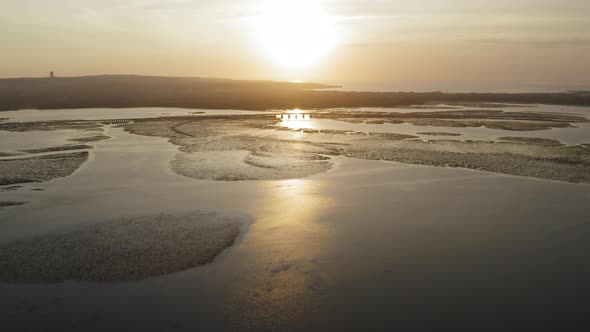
xmin=2 ymin=1 xmax=590 ymax=330
xmin=254 ymin=0 xmax=338 ymax=69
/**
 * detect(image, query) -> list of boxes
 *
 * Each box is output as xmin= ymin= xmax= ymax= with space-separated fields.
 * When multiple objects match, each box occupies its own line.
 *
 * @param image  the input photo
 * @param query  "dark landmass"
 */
xmin=1 ymin=75 xmax=590 ymax=111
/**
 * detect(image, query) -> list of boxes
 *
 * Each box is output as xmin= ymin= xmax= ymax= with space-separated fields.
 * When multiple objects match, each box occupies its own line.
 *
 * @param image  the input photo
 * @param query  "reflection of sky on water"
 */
xmin=0 ymin=130 xmax=82 ymax=151
xmin=277 ymin=114 xmax=312 ymax=121
xmin=276 ymin=109 xmax=590 ymax=145
xmin=224 ymin=177 xmax=335 ymax=324
xmin=278 ymin=112 xmax=313 ymax=130
xmin=1 ymin=107 xmax=267 ymax=123
xmin=2 ymin=123 xmax=590 ymax=330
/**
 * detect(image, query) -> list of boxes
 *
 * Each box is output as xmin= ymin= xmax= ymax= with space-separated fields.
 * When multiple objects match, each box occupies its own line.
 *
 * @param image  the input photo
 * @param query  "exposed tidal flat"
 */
xmin=0 ymin=105 xmax=590 ymax=330
xmin=0 ymin=211 xmax=242 ymax=283
xmin=0 ymin=201 xmax=28 ymax=208
xmin=120 ymin=106 xmax=590 ymax=184
xmin=0 ymin=152 xmax=89 ymax=186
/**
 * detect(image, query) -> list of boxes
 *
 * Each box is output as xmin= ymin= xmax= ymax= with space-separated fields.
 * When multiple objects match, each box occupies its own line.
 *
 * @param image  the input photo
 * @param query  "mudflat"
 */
xmin=0 ymin=211 xmax=243 ymax=283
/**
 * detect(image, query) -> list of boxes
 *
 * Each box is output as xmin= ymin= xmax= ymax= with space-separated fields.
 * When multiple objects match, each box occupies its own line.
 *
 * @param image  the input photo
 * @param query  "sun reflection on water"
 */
xmin=277 ymin=110 xmax=314 ymax=130
xmin=231 ymin=177 xmax=333 ymax=323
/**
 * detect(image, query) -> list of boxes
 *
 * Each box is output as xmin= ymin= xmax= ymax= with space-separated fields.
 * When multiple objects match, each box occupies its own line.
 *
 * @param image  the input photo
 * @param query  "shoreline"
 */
xmin=2 ymin=76 xmax=590 ymax=112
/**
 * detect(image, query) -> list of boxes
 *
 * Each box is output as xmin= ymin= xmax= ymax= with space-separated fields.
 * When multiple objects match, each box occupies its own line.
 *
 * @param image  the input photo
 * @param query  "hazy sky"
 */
xmin=1 ymin=0 xmax=589 ymax=83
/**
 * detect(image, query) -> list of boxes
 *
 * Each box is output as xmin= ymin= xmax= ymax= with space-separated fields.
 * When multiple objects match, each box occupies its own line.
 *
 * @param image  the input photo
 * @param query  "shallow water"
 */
xmin=279 ymin=118 xmax=590 ymax=145
xmin=267 ymin=104 xmax=590 ymax=146
xmin=1 ymin=123 xmax=590 ymax=330
xmin=319 ymin=80 xmax=590 ymax=94
xmin=1 ymin=107 xmax=266 ymax=123
xmin=0 ymin=130 xmax=84 ymax=151
xmin=276 ymin=103 xmax=590 ymax=145
xmin=332 ymin=104 xmax=590 ymax=117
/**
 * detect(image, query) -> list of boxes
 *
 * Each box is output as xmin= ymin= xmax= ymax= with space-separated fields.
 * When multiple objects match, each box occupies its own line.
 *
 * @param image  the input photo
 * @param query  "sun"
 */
xmin=254 ymin=0 xmax=338 ymax=70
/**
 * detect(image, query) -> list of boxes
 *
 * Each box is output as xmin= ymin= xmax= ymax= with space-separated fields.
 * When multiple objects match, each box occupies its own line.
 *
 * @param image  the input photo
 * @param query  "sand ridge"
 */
xmin=0 ymin=152 xmax=89 ymax=186
xmin=123 ymin=115 xmax=590 ymax=183
xmin=0 ymin=211 xmax=244 ymax=283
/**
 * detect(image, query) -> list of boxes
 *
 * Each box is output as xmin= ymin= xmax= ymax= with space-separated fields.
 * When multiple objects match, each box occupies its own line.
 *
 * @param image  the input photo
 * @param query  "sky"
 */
xmin=1 ymin=0 xmax=589 ymax=84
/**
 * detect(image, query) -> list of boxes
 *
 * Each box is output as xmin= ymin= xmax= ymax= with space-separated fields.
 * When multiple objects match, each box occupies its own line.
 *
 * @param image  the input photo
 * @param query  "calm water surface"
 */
xmin=1 ymin=112 xmax=590 ymax=331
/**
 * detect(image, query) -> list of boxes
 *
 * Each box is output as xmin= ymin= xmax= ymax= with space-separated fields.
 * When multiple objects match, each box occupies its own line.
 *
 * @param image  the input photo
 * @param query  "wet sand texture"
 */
xmin=417 ymin=132 xmax=462 ymax=137
xmin=0 ymin=123 xmax=100 ymax=133
xmin=126 ymin=121 xmax=336 ymax=181
xmin=332 ymin=109 xmax=585 ymax=131
xmin=19 ymin=145 xmax=92 ymax=154
xmin=69 ymin=134 xmax=110 ymax=143
xmin=340 ymin=117 xmax=572 ymax=131
xmin=498 ymin=137 xmax=564 ymax=146
xmin=0 ymin=185 xmax=22 ymax=192
xmin=0 ymin=152 xmax=20 ymax=157
xmin=345 ymin=147 xmax=590 ymax=183
xmin=0 ymin=152 xmax=88 ymax=186
xmin=124 ymin=117 xmax=590 ymax=184
xmin=0 ymin=211 xmax=242 ymax=283
xmin=0 ymin=201 xmax=27 ymax=208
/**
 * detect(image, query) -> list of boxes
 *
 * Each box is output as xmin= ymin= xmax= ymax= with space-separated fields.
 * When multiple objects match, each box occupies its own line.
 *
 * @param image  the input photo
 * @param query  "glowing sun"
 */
xmin=255 ymin=1 xmax=338 ymax=69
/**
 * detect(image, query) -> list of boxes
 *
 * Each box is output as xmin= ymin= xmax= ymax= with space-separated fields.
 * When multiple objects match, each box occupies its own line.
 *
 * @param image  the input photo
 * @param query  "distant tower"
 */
xmin=49 ymin=71 xmax=55 ymax=78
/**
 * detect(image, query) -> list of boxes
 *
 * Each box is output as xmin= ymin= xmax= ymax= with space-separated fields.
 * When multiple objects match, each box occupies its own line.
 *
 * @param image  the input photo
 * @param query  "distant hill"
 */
xmin=1 ymin=75 xmax=589 ymax=111
xmin=567 ymin=90 xmax=590 ymax=96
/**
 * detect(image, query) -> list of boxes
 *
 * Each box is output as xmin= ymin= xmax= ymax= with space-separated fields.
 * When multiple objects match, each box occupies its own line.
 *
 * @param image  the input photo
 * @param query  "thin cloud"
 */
xmin=468 ymin=38 xmax=590 ymax=48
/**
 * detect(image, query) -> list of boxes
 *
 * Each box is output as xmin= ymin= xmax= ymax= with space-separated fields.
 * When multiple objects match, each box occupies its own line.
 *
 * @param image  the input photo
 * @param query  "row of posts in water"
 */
xmin=276 ymin=113 xmax=312 ymax=121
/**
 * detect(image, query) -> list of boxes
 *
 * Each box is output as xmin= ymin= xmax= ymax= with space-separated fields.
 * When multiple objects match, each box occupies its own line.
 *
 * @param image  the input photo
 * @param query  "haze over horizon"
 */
xmin=2 ymin=0 xmax=590 ymax=85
